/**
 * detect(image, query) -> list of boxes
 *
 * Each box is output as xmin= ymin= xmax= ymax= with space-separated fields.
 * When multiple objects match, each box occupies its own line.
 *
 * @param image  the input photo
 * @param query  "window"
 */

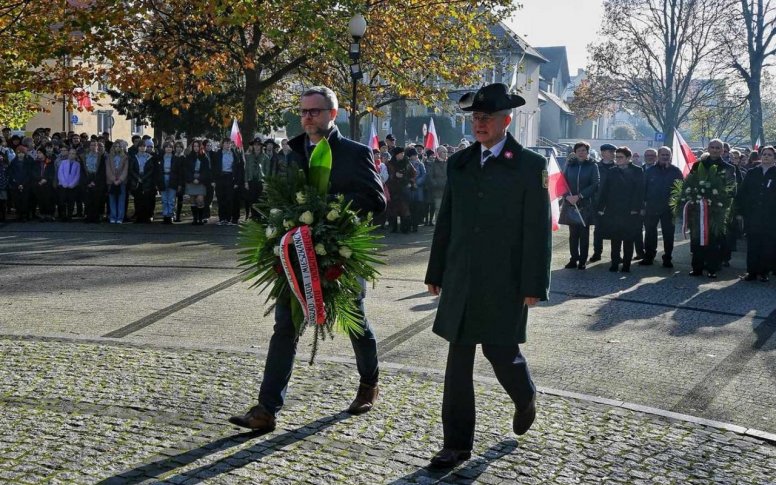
xmin=130 ymin=118 xmax=144 ymax=136
xmin=97 ymin=110 xmax=113 ymax=134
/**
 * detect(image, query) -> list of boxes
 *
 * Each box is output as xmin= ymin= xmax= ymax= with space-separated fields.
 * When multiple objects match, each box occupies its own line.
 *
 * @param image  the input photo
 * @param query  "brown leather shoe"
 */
xmin=228 ymin=404 xmax=276 ymax=431
xmin=346 ymin=383 xmax=379 ymax=415
xmin=513 ymin=396 xmax=536 ymax=435
xmin=429 ymin=448 xmax=471 ymax=469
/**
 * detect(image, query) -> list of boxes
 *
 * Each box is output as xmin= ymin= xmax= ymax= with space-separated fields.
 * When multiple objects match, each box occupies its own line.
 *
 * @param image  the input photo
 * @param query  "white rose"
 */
xmin=283 ymin=219 xmax=295 ymax=229
xmin=273 ymin=246 xmax=281 ymax=256
xmin=315 ymin=243 xmax=327 ymax=255
xmin=685 ymin=188 xmax=691 ymax=194
xmin=717 ymin=202 xmax=723 ymax=207
xmin=299 ymin=211 xmax=314 ymax=225
xmin=326 ymin=209 xmax=340 ymax=221
xmin=353 ymin=215 xmax=360 ymax=224
xmin=270 ymin=208 xmax=282 ymax=216
xmin=296 ymin=191 xmax=306 ymax=204
xmin=712 ymin=189 xmax=719 ymax=195
xmin=339 ymin=246 xmax=353 ymax=259
xmin=265 ymin=226 xmax=277 ymax=239
xmin=700 ymin=188 xmax=705 ymax=193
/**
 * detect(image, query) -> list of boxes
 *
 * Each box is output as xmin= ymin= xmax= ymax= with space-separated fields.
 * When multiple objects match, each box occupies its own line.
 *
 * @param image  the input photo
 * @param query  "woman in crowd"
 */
xmin=561 ymin=141 xmax=600 ymax=270
xmin=386 ymin=146 xmax=416 ymax=234
xmin=105 ymin=140 xmax=128 ymax=224
xmin=128 ymin=141 xmax=158 ymax=223
xmin=57 ymin=148 xmax=82 ymax=222
xmin=0 ymin=150 xmax=9 ymax=221
xmin=184 ymin=139 xmax=211 ymax=225
xmin=32 ymin=150 xmax=56 ymax=222
xmin=173 ymin=141 xmax=186 ymax=222
xmin=596 ymin=146 xmax=645 ymax=273
xmin=157 ymin=142 xmax=180 ymax=224
xmin=244 ymin=138 xmax=264 ymax=221
xmin=737 ymin=145 xmax=776 ymax=282
xmin=82 ymin=140 xmax=106 ymax=223
xmin=407 ymin=147 xmax=426 ymax=233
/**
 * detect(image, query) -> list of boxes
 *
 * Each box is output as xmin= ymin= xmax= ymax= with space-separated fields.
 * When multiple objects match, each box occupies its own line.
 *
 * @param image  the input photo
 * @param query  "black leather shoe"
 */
xmin=621 ymin=264 xmax=631 ymax=273
xmin=689 ymin=270 xmax=703 ymax=276
xmin=347 ymin=383 xmax=378 ymax=415
xmin=707 ymin=272 xmax=717 ymax=279
xmin=588 ymin=254 xmax=602 ymax=262
xmin=638 ymin=259 xmax=654 ymax=266
xmin=609 ymin=264 xmax=618 ymax=272
xmin=744 ymin=273 xmax=757 ymax=281
xmin=564 ymin=260 xmax=578 ymax=269
xmin=429 ymin=448 xmax=471 ymax=469
xmin=633 ymin=254 xmax=644 ymax=261
xmin=228 ymin=404 xmax=276 ymax=431
xmin=662 ymin=260 xmax=674 ymax=268
xmin=577 ymin=263 xmax=586 ymax=270
xmin=759 ymin=275 xmax=769 ymax=282
xmin=513 ymin=396 xmax=536 ymax=435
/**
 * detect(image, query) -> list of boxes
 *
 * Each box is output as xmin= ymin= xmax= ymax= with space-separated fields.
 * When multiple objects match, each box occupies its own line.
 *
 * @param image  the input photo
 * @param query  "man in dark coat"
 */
xmin=128 ymin=140 xmax=158 ymax=223
xmin=590 ymin=143 xmax=616 ymax=262
xmin=229 ymin=86 xmax=386 ymax=432
xmin=424 ymin=83 xmax=551 ymax=469
xmin=737 ymin=145 xmax=776 ymax=281
xmin=689 ymin=139 xmax=737 ymax=278
xmin=640 ymin=146 xmax=683 ymax=267
xmin=211 ymin=138 xmax=244 ymax=225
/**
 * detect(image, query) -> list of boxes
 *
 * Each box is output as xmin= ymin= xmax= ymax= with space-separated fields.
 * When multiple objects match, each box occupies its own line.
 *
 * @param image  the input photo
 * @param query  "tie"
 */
xmin=481 ymin=149 xmax=492 ymax=167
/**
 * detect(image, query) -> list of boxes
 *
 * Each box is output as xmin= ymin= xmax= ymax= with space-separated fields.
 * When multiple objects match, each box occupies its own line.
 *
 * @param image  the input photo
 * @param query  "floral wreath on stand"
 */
xmin=670 ymin=163 xmax=733 ymax=246
xmin=238 ymin=139 xmax=384 ymax=363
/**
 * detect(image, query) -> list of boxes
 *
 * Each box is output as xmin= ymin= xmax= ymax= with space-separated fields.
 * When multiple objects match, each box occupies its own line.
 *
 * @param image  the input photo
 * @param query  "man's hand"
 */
xmin=524 ymin=297 xmax=539 ymax=306
xmin=565 ymin=194 xmax=579 ymax=204
xmin=427 ymin=284 xmax=441 ymax=296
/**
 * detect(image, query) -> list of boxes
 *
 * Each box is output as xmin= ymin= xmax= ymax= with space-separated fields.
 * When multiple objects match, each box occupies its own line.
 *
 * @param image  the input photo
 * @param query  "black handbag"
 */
xmin=559 ymin=201 xmax=587 ymax=226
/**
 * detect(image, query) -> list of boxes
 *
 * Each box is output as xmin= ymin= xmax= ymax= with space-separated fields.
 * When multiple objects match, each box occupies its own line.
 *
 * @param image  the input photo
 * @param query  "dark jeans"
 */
xmin=568 ymin=224 xmax=590 ymax=263
xmin=442 ymin=342 xmax=535 ymax=450
xmin=611 ymin=239 xmax=634 ymax=266
xmin=215 ymin=174 xmax=236 ymax=222
xmin=644 ymin=211 xmax=675 ymax=261
xmin=746 ymin=233 xmax=776 ymax=276
xmin=58 ymin=187 xmax=76 ymax=220
xmin=691 ymin=235 xmax=724 ymax=273
xmin=258 ymin=295 xmax=378 ymax=415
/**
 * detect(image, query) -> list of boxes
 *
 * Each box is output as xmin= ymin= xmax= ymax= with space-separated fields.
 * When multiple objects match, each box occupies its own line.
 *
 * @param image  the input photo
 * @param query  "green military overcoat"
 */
xmin=424 ymin=133 xmax=551 ymax=345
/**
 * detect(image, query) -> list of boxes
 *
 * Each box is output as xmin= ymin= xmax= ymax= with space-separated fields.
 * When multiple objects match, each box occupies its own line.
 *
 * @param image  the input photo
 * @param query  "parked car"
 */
xmin=527 ymin=146 xmax=559 ymax=159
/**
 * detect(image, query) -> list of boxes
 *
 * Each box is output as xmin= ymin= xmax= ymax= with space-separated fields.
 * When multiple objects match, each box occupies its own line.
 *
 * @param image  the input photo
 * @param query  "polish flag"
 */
xmin=548 ymin=153 xmax=569 ymax=232
xmin=424 ymin=117 xmax=439 ymax=151
xmin=369 ymin=122 xmax=379 ymax=150
xmin=753 ymin=136 xmax=761 ymax=152
xmin=672 ymin=129 xmax=696 ymax=177
xmin=230 ymin=118 xmax=243 ymax=149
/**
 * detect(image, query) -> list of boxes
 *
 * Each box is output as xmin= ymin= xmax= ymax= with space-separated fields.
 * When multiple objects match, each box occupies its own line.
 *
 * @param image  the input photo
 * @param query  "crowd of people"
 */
xmin=560 ymin=140 xmax=776 ymax=282
xmin=0 ymin=126 xmax=465 ymax=234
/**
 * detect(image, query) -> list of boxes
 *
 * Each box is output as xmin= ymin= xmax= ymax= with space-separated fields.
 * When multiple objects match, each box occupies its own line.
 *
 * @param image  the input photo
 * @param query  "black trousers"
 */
xmin=442 ymin=342 xmax=535 ymax=450
xmin=58 ymin=187 xmax=76 ymax=219
xmin=245 ymin=181 xmax=262 ymax=220
xmin=746 ymin=233 xmax=776 ymax=276
xmin=133 ymin=189 xmax=156 ymax=222
xmin=11 ymin=188 xmax=29 ymax=220
xmin=691 ymin=235 xmax=724 ymax=273
xmin=33 ymin=184 xmax=55 ymax=217
xmin=215 ymin=174 xmax=237 ymax=222
xmin=568 ymin=224 xmax=590 ymax=263
xmin=634 ymin=220 xmax=644 ymax=257
xmin=610 ymin=239 xmax=634 ymax=265
xmin=592 ymin=224 xmax=603 ymax=256
xmin=84 ymin=185 xmax=104 ymax=222
xmin=644 ymin=211 xmax=675 ymax=261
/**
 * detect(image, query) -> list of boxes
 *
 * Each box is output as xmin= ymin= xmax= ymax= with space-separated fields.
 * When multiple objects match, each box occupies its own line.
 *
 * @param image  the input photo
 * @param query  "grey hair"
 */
xmin=657 ymin=145 xmax=672 ymax=154
xmin=301 ymin=86 xmax=338 ymax=110
xmin=644 ymin=148 xmax=657 ymax=156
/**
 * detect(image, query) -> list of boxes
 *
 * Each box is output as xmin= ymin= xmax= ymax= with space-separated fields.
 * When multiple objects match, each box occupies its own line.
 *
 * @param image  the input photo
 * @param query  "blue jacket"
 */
xmin=410 ymin=159 xmax=426 ymax=202
xmin=9 ymin=155 xmax=34 ymax=187
xmin=644 ymin=164 xmax=683 ymax=215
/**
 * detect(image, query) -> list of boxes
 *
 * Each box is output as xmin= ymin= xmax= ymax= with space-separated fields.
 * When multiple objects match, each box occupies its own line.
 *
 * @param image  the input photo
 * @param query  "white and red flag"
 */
xmin=230 ymin=118 xmax=243 ymax=149
xmin=424 ymin=117 xmax=439 ymax=151
xmin=369 ymin=122 xmax=379 ymax=150
xmin=672 ymin=129 xmax=696 ymax=177
xmin=754 ymin=136 xmax=761 ymax=152
xmin=548 ymin=153 xmax=570 ymax=232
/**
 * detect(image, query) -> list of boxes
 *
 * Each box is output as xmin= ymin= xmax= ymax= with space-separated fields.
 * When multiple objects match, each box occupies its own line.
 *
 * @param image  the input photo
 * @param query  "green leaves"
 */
xmin=308 ymin=138 xmax=333 ymax=196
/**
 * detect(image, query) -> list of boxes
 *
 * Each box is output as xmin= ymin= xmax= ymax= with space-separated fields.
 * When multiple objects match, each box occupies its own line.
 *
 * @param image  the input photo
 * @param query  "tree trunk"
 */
xmin=747 ymin=71 xmax=763 ymax=145
xmin=390 ymin=99 xmax=407 ymax=146
xmin=242 ymin=68 xmax=260 ymax=143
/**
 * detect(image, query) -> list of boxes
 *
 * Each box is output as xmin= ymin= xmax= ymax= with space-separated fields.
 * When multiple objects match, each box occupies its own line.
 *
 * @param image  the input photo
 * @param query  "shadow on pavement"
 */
xmin=97 ymin=412 xmax=351 ymax=484
xmin=385 ymin=439 xmax=518 ymax=484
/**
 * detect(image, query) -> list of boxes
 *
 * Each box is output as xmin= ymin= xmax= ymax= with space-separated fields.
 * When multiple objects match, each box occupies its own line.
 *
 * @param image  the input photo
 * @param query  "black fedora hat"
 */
xmin=459 ymin=83 xmax=526 ymax=112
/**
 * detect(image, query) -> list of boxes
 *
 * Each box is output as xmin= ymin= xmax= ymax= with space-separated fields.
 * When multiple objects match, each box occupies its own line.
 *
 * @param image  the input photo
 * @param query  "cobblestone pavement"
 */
xmin=0 ymin=337 xmax=774 ymax=484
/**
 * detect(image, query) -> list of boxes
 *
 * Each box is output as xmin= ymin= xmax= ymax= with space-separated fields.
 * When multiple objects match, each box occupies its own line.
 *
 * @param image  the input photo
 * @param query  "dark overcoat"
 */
xmin=737 ymin=165 xmax=776 ymax=235
xmin=424 ymin=133 xmax=551 ymax=345
xmin=596 ymin=163 xmax=645 ymax=241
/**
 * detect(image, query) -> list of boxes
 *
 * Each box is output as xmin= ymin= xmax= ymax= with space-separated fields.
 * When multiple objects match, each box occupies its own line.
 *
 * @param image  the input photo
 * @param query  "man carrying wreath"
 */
xmin=425 ymin=83 xmax=552 ymax=468
xmin=229 ymin=86 xmax=386 ymax=432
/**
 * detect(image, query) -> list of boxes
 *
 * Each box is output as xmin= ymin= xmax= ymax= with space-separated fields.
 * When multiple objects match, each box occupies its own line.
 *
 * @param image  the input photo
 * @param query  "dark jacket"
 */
xmin=79 ymin=152 xmax=106 ymax=188
xmin=156 ymin=153 xmax=186 ymax=190
xmin=128 ymin=152 xmax=158 ymax=192
xmin=644 ymin=163 xmax=683 ymax=215
xmin=563 ymin=158 xmax=600 ymax=222
xmin=211 ymin=148 xmax=245 ymax=187
xmin=691 ymin=157 xmax=737 ymax=193
xmin=736 ymin=165 xmax=776 ymax=235
xmin=183 ymin=152 xmax=212 ymax=185
xmin=32 ymin=159 xmax=57 ymax=186
xmin=425 ymin=134 xmax=551 ymax=345
xmin=286 ymin=126 xmax=386 ymax=215
xmin=596 ymin=163 xmax=645 ymax=240
xmin=9 ymin=155 xmax=34 ymax=187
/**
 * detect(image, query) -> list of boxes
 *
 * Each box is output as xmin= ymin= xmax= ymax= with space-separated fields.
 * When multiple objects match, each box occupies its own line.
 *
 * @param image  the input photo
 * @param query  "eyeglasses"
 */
xmin=471 ymin=114 xmax=498 ymax=123
xmin=299 ymin=109 xmax=326 ymax=118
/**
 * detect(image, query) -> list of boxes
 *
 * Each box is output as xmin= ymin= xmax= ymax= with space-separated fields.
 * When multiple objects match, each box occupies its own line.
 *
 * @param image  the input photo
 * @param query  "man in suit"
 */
xmin=589 ymin=143 xmax=616 ymax=262
xmin=425 ymin=83 xmax=551 ymax=468
xmin=211 ymin=138 xmax=244 ymax=225
xmin=229 ymin=86 xmax=387 ymax=432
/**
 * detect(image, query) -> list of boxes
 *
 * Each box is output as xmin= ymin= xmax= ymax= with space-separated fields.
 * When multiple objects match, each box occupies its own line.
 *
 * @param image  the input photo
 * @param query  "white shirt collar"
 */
xmin=480 ymin=136 xmax=508 ymax=159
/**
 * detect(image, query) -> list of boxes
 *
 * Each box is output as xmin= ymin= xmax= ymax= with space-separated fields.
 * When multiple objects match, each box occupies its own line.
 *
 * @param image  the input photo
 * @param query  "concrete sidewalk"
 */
xmin=0 ymin=337 xmax=773 ymax=484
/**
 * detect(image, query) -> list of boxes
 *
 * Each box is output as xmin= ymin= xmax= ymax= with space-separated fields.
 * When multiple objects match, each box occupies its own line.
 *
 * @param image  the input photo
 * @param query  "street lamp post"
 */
xmin=348 ymin=14 xmax=367 ymax=141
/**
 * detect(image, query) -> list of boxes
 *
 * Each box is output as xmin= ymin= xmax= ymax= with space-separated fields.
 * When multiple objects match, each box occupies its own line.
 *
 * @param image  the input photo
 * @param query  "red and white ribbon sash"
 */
xmin=698 ymin=198 xmax=709 ymax=246
xmin=279 ymin=226 xmax=326 ymax=325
